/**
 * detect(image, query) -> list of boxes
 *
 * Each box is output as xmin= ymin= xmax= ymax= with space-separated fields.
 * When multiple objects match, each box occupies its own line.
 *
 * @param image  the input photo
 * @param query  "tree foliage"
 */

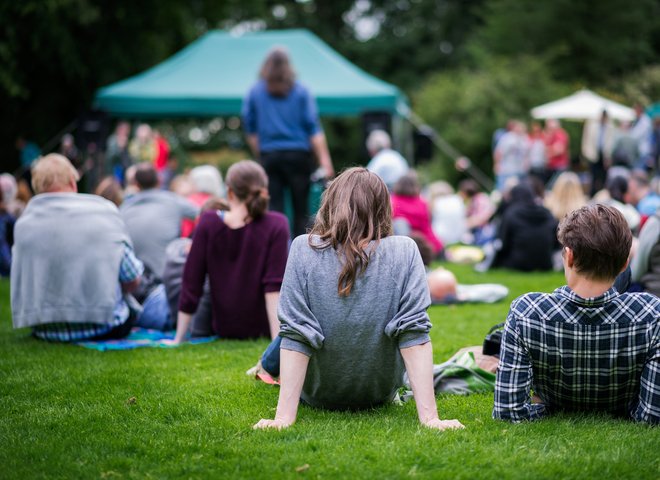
xmin=2 ymin=0 xmax=659 ymax=173
xmin=472 ymin=0 xmax=660 ymax=83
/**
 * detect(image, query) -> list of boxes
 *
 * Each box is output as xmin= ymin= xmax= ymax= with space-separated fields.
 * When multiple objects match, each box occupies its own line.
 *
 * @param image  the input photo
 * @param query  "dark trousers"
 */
xmin=261 ymin=150 xmax=314 ymax=237
xmin=89 ymin=311 xmax=136 ymax=340
xmin=590 ymin=153 xmax=607 ymax=197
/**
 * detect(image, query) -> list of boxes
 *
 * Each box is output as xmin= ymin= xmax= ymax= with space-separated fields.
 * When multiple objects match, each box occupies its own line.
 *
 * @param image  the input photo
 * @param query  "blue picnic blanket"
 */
xmin=75 ymin=327 xmax=217 ymax=351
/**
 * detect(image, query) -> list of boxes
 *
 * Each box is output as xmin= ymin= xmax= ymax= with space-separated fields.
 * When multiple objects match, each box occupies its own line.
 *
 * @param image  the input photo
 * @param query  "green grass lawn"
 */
xmin=1 ymin=266 xmax=658 ymax=479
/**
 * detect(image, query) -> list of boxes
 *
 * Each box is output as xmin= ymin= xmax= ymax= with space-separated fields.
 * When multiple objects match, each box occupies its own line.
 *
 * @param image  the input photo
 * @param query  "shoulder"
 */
xmin=377 ymin=236 xmax=419 ymax=261
xmin=509 ymin=291 xmax=557 ymax=317
xmin=616 ymin=291 xmax=660 ymax=313
xmin=248 ymin=80 xmax=266 ymax=96
xmin=30 ymin=193 xmax=118 ymax=215
xmin=292 ymin=81 xmax=308 ymax=92
xmin=262 ymin=211 xmax=290 ymax=230
xmin=197 ymin=210 xmax=223 ymax=230
xmin=292 ymin=81 xmax=313 ymax=98
xmin=292 ymin=233 xmax=313 ymax=252
xmin=288 ymin=234 xmax=319 ymax=268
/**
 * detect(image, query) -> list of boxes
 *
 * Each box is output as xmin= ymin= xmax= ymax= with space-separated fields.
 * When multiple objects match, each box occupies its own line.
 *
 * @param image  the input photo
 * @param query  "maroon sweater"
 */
xmin=179 ymin=210 xmax=289 ymax=338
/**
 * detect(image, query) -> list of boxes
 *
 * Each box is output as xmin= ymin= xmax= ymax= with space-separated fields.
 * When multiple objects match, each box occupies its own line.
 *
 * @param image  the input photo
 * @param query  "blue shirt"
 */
xmin=493 ymin=286 xmax=660 ymax=425
xmin=637 ymin=193 xmax=660 ymax=217
xmin=20 ymin=142 xmax=41 ymax=168
xmin=242 ymin=80 xmax=321 ymax=154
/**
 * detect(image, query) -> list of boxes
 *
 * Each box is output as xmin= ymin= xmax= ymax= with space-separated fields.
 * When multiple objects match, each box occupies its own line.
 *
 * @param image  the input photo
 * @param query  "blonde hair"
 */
xmin=31 ymin=154 xmax=79 ymax=194
xmin=309 ymin=167 xmax=393 ymax=297
xmin=545 ymin=171 xmax=587 ymax=220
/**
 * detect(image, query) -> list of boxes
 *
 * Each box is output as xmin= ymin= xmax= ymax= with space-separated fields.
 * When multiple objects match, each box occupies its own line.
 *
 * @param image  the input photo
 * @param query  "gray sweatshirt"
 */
xmin=279 ymin=234 xmax=432 ymax=410
xmin=120 ymin=189 xmax=198 ymax=278
xmin=12 ymin=193 xmax=131 ymax=328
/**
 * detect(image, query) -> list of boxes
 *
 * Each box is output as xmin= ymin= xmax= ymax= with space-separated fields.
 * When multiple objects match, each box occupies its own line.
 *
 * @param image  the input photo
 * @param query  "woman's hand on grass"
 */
xmin=253 ymin=418 xmax=292 ymax=430
xmin=159 ymin=339 xmax=182 ymax=347
xmin=424 ymin=418 xmax=465 ymax=430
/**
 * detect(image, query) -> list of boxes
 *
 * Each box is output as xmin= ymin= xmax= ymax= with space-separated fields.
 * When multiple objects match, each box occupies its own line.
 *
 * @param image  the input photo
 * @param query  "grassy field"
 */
xmin=1 ymin=265 xmax=658 ymax=479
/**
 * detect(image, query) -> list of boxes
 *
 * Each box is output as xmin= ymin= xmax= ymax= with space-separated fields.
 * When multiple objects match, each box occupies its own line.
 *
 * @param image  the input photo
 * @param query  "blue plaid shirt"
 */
xmin=32 ymin=243 xmax=144 ymax=342
xmin=493 ymin=286 xmax=660 ymax=425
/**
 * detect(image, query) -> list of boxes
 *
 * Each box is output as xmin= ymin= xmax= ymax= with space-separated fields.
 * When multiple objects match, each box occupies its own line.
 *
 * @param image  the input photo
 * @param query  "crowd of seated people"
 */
xmin=5 ymin=132 xmax=660 ymax=429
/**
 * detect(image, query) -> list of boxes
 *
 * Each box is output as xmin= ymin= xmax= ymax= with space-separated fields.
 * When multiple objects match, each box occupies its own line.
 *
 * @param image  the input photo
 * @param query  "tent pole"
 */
xmin=406 ymin=112 xmax=494 ymax=191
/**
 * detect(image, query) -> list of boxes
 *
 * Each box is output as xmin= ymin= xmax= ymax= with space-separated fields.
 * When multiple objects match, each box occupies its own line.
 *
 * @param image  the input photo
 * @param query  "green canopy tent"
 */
xmin=94 ymin=29 xmax=408 ymax=118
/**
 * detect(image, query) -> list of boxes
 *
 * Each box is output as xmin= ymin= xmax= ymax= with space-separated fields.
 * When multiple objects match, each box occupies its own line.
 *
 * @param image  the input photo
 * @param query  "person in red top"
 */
xmin=153 ymin=130 xmax=170 ymax=172
xmin=180 ymin=165 xmax=226 ymax=238
xmin=390 ymin=171 xmax=443 ymax=256
xmin=544 ymin=119 xmax=570 ymax=183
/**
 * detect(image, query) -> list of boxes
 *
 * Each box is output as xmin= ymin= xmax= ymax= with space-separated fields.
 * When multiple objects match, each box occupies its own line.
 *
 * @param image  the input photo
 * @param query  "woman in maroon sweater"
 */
xmin=170 ymin=160 xmax=289 ymax=342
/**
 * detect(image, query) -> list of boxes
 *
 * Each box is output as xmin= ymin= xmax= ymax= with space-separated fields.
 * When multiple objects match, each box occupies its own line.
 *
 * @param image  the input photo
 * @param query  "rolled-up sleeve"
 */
xmin=384 ymin=243 xmax=432 ymax=348
xmin=278 ymin=237 xmax=324 ymax=356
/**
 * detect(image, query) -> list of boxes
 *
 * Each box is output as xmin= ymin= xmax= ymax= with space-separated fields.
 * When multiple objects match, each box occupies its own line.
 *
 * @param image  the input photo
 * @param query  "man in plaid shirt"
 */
xmin=494 ymin=204 xmax=660 ymax=425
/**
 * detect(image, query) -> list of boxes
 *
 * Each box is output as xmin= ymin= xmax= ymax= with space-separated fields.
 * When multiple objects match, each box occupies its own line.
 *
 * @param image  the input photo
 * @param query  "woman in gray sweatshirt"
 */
xmin=254 ymin=167 xmax=464 ymax=431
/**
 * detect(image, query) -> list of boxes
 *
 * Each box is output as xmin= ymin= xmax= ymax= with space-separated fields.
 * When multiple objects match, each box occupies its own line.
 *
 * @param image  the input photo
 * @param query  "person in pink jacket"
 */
xmin=390 ymin=171 xmax=443 ymax=256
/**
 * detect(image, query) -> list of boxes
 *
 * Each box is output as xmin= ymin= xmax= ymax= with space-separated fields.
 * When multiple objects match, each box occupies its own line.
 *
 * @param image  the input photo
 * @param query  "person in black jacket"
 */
xmin=492 ymin=182 xmax=558 ymax=271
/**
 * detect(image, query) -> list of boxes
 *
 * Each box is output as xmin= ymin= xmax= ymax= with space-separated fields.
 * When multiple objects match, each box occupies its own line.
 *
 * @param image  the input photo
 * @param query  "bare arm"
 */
xmin=400 ymin=342 xmax=464 ymax=430
xmin=254 ymin=348 xmax=310 ymax=429
xmin=247 ymin=134 xmax=260 ymax=159
xmin=171 ymin=311 xmax=193 ymax=344
xmin=265 ymin=291 xmax=280 ymax=340
xmin=310 ymin=132 xmax=334 ymax=178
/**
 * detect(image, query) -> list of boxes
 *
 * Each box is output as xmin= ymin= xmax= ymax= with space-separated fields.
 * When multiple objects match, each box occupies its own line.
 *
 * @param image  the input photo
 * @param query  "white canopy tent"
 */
xmin=531 ymin=89 xmax=635 ymax=122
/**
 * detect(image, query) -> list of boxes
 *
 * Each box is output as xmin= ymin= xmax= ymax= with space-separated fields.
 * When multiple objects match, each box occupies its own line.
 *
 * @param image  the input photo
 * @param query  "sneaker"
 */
xmin=246 ymin=360 xmax=280 ymax=385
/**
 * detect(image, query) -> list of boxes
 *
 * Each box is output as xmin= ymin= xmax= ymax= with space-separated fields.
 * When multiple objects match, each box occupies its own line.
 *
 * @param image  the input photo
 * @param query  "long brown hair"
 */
xmin=225 ymin=160 xmax=269 ymax=220
xmin=309 ymin=167 xmax=393 ymax=296
xmin=259 ymin=47 xmax=295 ymax=96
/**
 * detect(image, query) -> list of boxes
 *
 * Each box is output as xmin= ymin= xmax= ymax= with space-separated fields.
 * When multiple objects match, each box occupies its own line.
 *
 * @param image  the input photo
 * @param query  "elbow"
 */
xmin=121 ymin=277 xmax=141 ymax=294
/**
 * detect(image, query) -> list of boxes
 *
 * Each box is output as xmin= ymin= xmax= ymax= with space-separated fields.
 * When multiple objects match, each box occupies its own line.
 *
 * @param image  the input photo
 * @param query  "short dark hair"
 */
xmin=135 ymin=162 xmax=158 ymax=190
xmin=409 ymin=232 xmax=434 ymax=266
xmin=458 ymin=179 xmax=479 ymax=197
xmin=557 ymin=204 xmax=631 ymax=281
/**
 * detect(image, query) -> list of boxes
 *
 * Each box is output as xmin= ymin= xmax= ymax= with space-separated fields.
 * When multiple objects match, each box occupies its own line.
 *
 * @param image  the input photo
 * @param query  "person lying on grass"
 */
xmin=494 ymin=204 xmax=660 ymax=425
xmin=253 ymin=167 xmax=464 ymax=431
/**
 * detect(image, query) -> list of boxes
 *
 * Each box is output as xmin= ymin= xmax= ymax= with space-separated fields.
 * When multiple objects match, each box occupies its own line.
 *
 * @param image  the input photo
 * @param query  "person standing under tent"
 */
xmin=242 ymin=47 xmax=334 ymax=237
